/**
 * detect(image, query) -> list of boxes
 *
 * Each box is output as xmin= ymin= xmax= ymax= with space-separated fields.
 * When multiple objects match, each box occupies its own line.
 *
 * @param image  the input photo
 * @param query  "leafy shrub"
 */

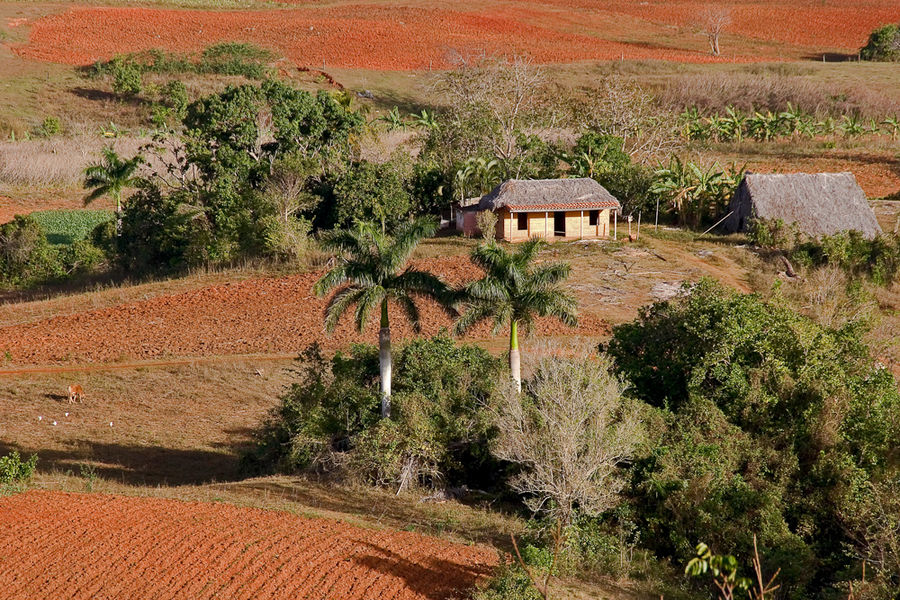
xmin=243 ymin=335 xmax=502 ymax=490
xmin=116 ymin=182 xmax=212 ymax=273
xmin=109 ymin=57 xmax=142 ymax=96
xmin=471 ymin=563 xmax=542 ymax=600
xmin=606 ymin=279 xmax=900 ymax=598
xmin=861 ymin=23 xmax=900 ymax=62
xmin=0 ymin=215 xmax=107 ymax=286
xmin=749 ymin=218 xmax=900 ymax=286
xmin=198 ymin=42 xmax=273 ymax=78
xmin=0 ymin=451 xmax=38 ymax=493
xmin=91 ymin=43 xmax=274 ymax=80
xmin=37 ymin=116 xmax=61 ymax=137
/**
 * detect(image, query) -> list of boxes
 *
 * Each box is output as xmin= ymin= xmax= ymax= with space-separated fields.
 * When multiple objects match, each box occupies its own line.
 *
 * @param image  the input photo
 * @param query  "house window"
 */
xmin=517 ymin=212 xmax=528 ymax=231
xmin=589 ymin=210 xmax=599 ymax=226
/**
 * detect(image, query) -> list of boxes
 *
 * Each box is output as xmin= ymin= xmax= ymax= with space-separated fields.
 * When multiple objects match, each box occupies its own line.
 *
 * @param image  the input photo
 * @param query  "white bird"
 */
xmin=38 ymin=416 xmax=42 ymax=421
xmin=109 ymin=422 xmax=113 ymax=427
xmin=52 ymin=421 xmax=57 ymax=426
xmin=65 ymin=412 xmax=69 ymax=417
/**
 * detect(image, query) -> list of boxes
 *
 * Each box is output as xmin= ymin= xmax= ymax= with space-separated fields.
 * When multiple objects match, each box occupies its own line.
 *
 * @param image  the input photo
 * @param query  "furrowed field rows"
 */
xmin=0 ymin=491 xmax=497 ymax=600
xmin=0 ymin=257 xmax=609 ymax=366
xmin=11 ymin=0 xmax=899 ymax=70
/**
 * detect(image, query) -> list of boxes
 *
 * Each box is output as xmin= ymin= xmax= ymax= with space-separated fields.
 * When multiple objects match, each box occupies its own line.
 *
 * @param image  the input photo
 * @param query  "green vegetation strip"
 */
xmin=30 ymin=209 xmax=113 ymax=246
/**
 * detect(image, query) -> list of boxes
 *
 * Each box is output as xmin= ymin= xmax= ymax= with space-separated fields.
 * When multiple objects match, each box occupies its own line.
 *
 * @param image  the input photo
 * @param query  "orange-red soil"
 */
xmin=0 ymin=490 xmax=497 ymax=600
xmin=0 ymin=257 xmax=608 ymax=366
xmin=13 ymin=1 xmax=900 ymax=70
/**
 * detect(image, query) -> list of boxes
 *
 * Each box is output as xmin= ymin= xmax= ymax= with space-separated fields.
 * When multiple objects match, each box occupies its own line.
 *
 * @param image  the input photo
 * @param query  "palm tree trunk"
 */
xmin=114 ymin=192 xmax=123 ymax=235
xmin=509 ymin=319 xmax=521 ymax=392
xmin=379 ymin=299 xmax=392 ymax=418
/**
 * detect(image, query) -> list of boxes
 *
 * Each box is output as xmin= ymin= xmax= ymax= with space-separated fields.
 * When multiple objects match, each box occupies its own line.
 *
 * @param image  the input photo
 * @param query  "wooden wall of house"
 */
xmin=496 ymin=209 xmax=613 ymax=241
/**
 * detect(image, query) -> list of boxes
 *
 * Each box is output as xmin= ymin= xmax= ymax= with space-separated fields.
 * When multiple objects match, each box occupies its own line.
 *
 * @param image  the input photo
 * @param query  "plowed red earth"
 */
xmin=0 ymin=491 xmax=497 ymax=600
xmin=14 ymin=0 xmax=899 ymax=70
xmin=0 ymin=257 xmax=607 ymax=366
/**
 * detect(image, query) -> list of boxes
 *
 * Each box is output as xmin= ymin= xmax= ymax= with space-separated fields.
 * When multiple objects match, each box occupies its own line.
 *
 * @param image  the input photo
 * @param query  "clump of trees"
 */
xmin=861 ymin=23 xmax=900 ymax=62
xmin=606 ymin=279 xmax=900 ymax=598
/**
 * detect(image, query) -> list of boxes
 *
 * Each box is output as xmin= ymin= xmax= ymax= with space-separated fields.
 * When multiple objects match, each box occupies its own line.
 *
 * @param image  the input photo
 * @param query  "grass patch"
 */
xmin=30 ymin=209 xmax=113 ymax=245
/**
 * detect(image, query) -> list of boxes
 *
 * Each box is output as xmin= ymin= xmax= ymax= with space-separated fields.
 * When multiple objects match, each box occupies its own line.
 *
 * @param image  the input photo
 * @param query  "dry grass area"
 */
xmin=0 ymin=359 xmax=294 ymax=484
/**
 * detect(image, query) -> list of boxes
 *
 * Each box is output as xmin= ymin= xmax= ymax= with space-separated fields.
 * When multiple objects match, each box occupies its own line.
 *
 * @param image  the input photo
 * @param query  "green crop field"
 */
xmin=30 ymin=209 xmax=113 ymax=245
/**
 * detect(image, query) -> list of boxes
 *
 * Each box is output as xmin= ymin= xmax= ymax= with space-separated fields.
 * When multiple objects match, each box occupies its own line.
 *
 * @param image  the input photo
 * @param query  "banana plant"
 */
xmin=817 ymin=116 xmax=836 ymax=136
xmin=454 ymin=156 xmax=502 ymax=201
xmin=747 ymin=110 xmax=782 ymax=142
xmin=839 ymin=114 xmax=864 ymax=138
xmin=724 ymin=106 xmax=747 ymax=143
xmin=377 ymin=106 xmax=406 ymax=131
xmin=797 ymin=116 xmax=819 ymax=139
xmin=409 ymin=109 xmax=438 ymax=131
xmin=778 ymin=103 xmax=804 ymax=137
xmin=679 ymin=107 xmax=708 ymax=141
xmin=705 ymin=114 xmax=731 ymax=143
xmin=882 ymin=116 xmax=900 ymax=140
xmin=651 ymin=157 xmax=698 ymax=224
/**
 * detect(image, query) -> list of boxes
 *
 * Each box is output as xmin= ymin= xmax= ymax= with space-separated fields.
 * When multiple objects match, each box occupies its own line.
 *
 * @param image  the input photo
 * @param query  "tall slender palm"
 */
xmin=82 ymin=146 xmax=144 ymax=216
xmin=454 ymin=238 xmax=577 ymax=390
xmin=313 ymin=217 xmax=453 ymax=418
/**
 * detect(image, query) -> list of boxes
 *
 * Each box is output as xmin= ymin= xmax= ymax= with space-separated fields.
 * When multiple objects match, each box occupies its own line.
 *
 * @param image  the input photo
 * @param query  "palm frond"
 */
xmin=384 ymin=216 xmax=437 ymax=272
xmin=354 ymin=286 xmax=385 ymax=332
xmin=323 ymin=285 xmax=365 ymax=333
xmin=453 ymin=301 xmax=495 ymax=336
xmin=530 ymin=262 xmax=572 ymax=288
xmin=82 ymin=186 xmax=110 ymax=206
xmin=395 ymin=294 xmax=422 ymax=333
xmin=313 ymin=264 xmax=349 ymax=297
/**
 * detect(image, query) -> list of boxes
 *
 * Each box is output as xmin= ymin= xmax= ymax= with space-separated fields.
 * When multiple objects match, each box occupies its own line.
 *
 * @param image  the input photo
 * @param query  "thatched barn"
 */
xmin=459 ymin=178 xmax=621 ymax=242
xmin=723 ymin=172 xmax=882 ymax=239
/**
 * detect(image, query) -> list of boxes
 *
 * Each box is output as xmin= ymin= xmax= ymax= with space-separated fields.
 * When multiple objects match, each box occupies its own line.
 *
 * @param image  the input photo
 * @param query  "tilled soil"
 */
xmin=0 ymin=257 xmax=608 ymax=366
xmin=0 ymin=490 xmax=498 ymax=600
xmin=15 ymin=1 xmax=882 ymax=70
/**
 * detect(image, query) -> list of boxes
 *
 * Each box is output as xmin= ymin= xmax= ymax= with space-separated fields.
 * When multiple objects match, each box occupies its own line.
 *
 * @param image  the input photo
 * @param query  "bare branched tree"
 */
xmin=489 ymin=342 xmax=644 ymax=527
xmin=264 ymin=154 xmax=319 ymax=225
xmin=568 ymin=78 xmax=680 ymax=161
xmin=430 ymin=53 xmax=554 ymax=171
xmin=699 ymin=7 xmax=732 ymax=56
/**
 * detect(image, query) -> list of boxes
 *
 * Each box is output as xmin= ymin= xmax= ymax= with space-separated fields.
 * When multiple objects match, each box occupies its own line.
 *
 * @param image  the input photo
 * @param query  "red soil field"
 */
xmin=0 ymin=491 xmax=497 ymax=600
xmin=0 ymin=257 xmax=608 ymax=366
xmin=13 ymin=0 xmax=899 ymax=70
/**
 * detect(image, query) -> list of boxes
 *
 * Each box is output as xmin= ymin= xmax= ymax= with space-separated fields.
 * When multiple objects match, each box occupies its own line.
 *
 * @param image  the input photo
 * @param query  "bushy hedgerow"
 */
xmin=243 ymin=334 xmax=502 ymax=490
xmin=605 ymin=279 xmax=900 ymax=598
xmin=748 ymin=218 xmax=900 ymax=286
xmin=0 ymin=215 xmax=107 ymax=288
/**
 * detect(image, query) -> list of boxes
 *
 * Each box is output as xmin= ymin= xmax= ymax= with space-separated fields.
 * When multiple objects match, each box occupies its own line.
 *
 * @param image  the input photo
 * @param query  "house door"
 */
xmin=554 ymin=212 xmax=566 ymax=237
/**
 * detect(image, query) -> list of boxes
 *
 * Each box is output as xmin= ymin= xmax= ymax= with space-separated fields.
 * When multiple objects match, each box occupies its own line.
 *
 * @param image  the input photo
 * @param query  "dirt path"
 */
xmin=0 ymin=490 xmax=497 ymax=600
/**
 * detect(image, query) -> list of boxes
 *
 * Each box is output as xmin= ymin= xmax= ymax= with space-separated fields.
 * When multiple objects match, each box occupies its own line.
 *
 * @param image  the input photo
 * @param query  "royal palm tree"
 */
xmin=454 ymin=238 xmax=577 ymax=391
xmin=82 ymin=146 xmax=144 ymax=217
xmin=313 ymin=217 xmax=453 ymax=418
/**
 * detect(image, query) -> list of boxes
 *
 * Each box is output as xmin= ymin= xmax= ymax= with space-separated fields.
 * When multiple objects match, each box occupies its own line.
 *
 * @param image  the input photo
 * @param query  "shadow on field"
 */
xmin=352 ymin=541 xmax=493 ymax=600
xmin=0 ymin=439 xmax=244 ymax=486
xmin=229 ymin=478 xmax=516 ymax=550
xmin=70 ymin=87 xmax=146 ymax=107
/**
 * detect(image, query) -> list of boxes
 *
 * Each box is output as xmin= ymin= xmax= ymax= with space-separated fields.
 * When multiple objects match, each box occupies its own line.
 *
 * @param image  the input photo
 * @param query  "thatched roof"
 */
xmin=477 ymin=178 xmax=621 ymax=212
xmin=723 ymin=172 xmax=882 ymax=239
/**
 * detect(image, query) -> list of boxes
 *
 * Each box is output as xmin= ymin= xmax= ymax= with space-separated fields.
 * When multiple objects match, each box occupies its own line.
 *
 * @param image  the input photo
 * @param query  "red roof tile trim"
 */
xmin=505 ymin=202 xmax=620 ymax=211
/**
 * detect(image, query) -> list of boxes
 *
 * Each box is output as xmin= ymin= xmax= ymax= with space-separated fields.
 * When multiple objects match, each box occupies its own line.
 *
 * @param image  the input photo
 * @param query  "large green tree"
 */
xmin=313 ymin=218 xmax=453 ymax=418
xmin=454 ymin=238 xmax=577 ymax=389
